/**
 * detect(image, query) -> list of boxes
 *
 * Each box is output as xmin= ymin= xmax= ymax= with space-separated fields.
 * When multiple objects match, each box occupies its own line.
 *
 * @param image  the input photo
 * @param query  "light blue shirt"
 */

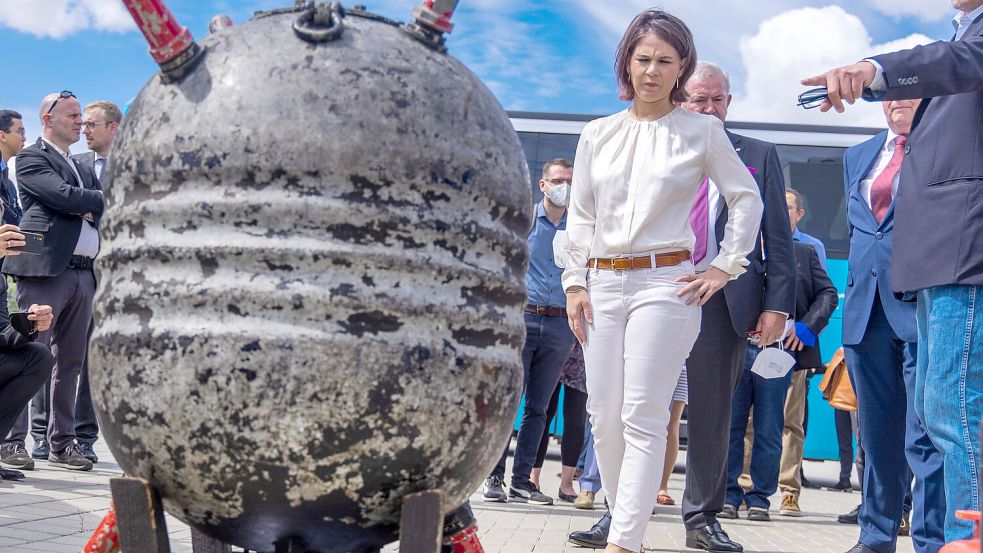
xmin=793 ymin=228 xmax=827 ymax=271
xmin=954 ymin=3 xmax=983 ymax=40
xmin=526 ymin=202 xmax=567 ymax=308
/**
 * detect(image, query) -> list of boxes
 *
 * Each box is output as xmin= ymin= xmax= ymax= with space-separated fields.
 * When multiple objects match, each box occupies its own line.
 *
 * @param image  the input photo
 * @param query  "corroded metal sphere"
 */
xmin=89 ymin=6 xmax=530 ymax=552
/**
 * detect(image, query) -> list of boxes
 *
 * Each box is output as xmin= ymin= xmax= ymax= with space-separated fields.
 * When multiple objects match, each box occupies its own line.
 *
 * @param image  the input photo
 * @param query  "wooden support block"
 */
xmin=191 ymin=528 xmax=232 ymax=553
xmin=110 ymin=476 xmax=171 ymax=553
xmin=399 ymin=490 xmax=444 ymax=553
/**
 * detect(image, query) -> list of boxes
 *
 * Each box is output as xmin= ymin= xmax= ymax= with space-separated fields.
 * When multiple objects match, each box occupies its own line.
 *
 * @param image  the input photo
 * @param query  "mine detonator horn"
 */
xmin=405 ymin=0 xmax=460 ymax=52
xmin=121 ymin=0 xmax=203 ymax=83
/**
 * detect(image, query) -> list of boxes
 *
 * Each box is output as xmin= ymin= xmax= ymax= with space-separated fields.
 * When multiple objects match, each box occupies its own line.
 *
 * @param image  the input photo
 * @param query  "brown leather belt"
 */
xmin=589 ymin=250 xmax=691 ymax=271
xmin=525 ymin=304 xmax=567 ymax=318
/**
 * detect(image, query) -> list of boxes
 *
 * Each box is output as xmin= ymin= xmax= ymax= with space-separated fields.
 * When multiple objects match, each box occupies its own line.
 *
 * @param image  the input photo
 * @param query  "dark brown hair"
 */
xmin=614 ymin=9 xmax=696 ymax=104
xmin=542 ymin=158 xmax=573 ymax=178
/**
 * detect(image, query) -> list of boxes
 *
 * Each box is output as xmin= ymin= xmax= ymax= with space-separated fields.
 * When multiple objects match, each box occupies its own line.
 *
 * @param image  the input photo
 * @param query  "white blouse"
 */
xmin=561 ymin=108 xmax=763 ymax=291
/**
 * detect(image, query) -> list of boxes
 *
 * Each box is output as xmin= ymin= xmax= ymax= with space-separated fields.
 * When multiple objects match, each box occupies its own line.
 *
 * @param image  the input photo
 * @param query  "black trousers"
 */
xmin=27 ymin=320 xmax=97 ymax=444
xmin=534 ymin=383 xmax=588 ymax=469
xmin=834 ymin=408 xmax=854 ymax=482
xmin=682 ymin=293 xmax=747 ymax=530
xmin=0 ymin=342 xmax=55 ymax=440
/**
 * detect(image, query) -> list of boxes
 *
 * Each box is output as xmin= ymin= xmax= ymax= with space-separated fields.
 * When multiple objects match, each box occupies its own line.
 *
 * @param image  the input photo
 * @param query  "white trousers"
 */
xmin=583 ymin=263 xmax=702 ymax=551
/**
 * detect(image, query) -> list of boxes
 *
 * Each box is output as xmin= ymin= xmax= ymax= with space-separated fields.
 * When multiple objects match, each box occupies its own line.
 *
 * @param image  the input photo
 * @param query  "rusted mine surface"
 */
xmin=91 ymin=8 xmax=530 ymax=552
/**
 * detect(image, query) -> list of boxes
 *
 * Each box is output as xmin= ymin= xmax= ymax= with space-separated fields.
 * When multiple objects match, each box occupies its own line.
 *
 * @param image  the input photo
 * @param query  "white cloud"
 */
xmin=0 ymin=0 xmax=134 ymax=39
xmin=868 ymin=0 xmax=951 ymax=22
xmin=729 ymin=6 xmax=934 ymax=127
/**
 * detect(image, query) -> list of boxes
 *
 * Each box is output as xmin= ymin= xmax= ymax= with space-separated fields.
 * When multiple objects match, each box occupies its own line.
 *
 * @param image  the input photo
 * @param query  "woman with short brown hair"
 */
xmin=563 ymin=9 xmax=762 ymax=552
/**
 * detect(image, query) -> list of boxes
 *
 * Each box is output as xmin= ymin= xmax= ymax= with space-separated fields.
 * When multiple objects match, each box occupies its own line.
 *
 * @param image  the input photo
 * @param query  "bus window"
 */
xmin=776 ymin=146 xmax=849 ymax=260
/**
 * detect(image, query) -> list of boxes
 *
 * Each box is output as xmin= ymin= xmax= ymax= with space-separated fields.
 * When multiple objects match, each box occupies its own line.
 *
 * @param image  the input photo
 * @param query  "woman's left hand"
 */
xmin=675 ymin=266 xmax=730 ymax=306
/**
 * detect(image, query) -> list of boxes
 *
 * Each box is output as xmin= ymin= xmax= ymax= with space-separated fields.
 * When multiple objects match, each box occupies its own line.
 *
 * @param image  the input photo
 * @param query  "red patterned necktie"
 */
xmin=689 ymin=177 xmax=710 ymax=264
xmin=870 ymin=135 xmax=906 ymax=223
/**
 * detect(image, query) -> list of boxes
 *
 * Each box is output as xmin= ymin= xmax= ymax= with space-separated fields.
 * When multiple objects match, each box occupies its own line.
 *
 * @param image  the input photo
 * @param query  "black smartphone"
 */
xmin=15 ymin=231 xmax=44 ymax=255
xmin=9 ymin=312 xmax=34 ymax=336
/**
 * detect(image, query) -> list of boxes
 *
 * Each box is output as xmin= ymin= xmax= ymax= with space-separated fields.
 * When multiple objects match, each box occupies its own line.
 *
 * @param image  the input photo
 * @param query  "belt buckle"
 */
xmin=536 ymin=305 xmax=547 ymax=315
xmin=611 ymin=255 xmax=630 ymax=271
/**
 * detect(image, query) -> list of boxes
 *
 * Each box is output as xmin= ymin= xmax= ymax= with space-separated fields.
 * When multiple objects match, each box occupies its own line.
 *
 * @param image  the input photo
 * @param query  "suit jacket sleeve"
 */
xmin=0 ymin=281 xmax=36 ymax=351
xmin=868 ymin=34 xmax=983 ymax=100
xmin=800 ymin=247 xmax=838 ymax=335
xmin=16 ymin=149 xmax=104 ymax=217
xmin=760 ymin=144 xmax=796 ymax=315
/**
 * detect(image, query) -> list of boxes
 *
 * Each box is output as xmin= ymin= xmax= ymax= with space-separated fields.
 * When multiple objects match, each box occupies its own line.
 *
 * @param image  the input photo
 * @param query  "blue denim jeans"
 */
xmin=916 ymin=284 xmax=983 ymax=541
xmin=725 ymin=343 xmax=794 ymax=510
xmin=578 ymin=427 xmax=602 ymax=493
xmin=491 ymin=312 xmax=575 ymax=486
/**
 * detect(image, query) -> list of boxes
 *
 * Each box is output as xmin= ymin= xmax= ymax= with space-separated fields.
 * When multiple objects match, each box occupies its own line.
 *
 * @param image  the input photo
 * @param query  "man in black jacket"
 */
xmin=0 ymin=222 xmax=54 ymax=480
xmin=0 ymin=110 xmax=25 ymax=225
xmin=0 ymin=91 xmax=103 ymax=472
xmin=678 ymin=61 xmax=797 ymax=553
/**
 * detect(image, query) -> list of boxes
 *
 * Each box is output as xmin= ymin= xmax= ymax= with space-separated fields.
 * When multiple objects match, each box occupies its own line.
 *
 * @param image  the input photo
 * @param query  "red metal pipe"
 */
xmin=121 ymin=0 xmax=196 ymax=64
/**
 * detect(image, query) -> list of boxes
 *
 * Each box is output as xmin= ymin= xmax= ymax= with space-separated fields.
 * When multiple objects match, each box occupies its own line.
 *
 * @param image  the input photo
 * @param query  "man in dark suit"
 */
xmin=804 ymin=0 xmax=983 ymax=541
xmin=721 ymin=234 xmax=837 ymax=522
xmin=841 ymin=101 xmax=945 ymax=553
xmin=0 ymin=110 xmax=25 ymax=225
xmin=679 ymin=61 xmax=797 ymax=552
xmin=0 ymin=91 xmax=104 ymax=472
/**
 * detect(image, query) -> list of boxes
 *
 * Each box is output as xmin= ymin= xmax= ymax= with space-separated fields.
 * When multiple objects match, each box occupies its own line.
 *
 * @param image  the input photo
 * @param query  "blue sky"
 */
xmin=0 ymin=0 xmax=962 ymax=143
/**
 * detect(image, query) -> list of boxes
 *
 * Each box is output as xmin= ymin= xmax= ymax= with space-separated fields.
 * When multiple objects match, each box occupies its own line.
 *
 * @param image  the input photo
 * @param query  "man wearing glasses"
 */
xmin=481 ymin=158 xmax=577 ymax=506
xmin=1 ymin=91 xmax=103 ymax=472
xmin=65 ymin=101 xmax=120 ymax=465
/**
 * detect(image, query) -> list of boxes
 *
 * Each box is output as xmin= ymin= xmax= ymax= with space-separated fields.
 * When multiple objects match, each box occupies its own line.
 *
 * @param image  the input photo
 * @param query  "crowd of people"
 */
xmin=478 ymin=2 xmax=982 ymax=553
xmin=0 ymin=2 xmax=981 ymax=553
xmin=0 ymin=95 xmax=118 ymax=476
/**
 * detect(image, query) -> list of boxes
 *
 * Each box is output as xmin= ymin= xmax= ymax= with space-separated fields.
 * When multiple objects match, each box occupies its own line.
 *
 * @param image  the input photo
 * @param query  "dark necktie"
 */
xmin=870 ymin=135 xmax=906 ymax=223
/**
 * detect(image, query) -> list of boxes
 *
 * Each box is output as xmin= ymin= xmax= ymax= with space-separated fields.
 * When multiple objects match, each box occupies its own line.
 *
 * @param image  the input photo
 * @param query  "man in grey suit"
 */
xmin=804 ymin=0 xmax=983 ymax=542
xmin=679 ymin=61 xmax=797 ymax=553
xmin=71 ymin=100 xmax=119 ymax=464
xmin=1 ymin=92 xmax=104 ymax=472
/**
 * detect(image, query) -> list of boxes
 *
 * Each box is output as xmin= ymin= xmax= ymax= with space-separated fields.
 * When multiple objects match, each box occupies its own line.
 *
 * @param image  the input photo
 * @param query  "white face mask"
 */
xmin=546 ymin=182 xmax=570 ymax=207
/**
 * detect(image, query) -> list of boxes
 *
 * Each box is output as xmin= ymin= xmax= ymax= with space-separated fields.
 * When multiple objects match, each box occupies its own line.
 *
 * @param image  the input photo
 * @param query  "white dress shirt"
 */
xmin=40 ymin=138 xmax=100 ymax=258
xmin=562 ymin=108 xmax=763 ymax=290
xmin=858 ymin=130 xmax=902 ymax=209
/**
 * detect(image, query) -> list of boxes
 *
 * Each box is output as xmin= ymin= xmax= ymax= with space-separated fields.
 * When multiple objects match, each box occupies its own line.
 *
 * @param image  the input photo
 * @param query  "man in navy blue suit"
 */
xmin=805 ymin=0 xmax=983 ymax=542
xmin=842 ymin=101 xmax=946 ymax=553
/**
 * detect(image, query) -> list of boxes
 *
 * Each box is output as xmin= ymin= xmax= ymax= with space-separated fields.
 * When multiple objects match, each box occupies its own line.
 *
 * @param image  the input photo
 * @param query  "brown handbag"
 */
xmin=818 ymin=347 xmax=858 ymax=412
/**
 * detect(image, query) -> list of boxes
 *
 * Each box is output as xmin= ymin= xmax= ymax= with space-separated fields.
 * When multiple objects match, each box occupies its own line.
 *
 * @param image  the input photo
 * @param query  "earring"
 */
xmin=675 ymin=76 xmax=680 ymax=89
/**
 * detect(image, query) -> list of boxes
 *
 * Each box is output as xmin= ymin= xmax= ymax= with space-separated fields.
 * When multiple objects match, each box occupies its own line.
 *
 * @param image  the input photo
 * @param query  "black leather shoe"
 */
xmin=831 ymin=478 xmax=853 ymax=491
xmin=844 ymin=543 xmax=878 ymax=553
xmin=837 ymin=505 xmax=860 ymax=524
xmin=568 ymin=512 xmax=610 ymax=548
xmin=0 ymin=467 xmax=25 ymax=480
xmin=685 ymin=522 xmax=744 ymax=552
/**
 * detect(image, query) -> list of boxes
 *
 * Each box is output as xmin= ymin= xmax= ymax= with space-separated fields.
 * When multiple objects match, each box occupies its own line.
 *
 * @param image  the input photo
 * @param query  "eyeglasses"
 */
xmin=797 ymin=87 xmax=829 ymax=110
xmin=45 ymin=90 xmax=76 ymax=115
xmin=544 ymin=178 xmax=571 ymax=185
xmin=82 ymin=121 xmax=112 ymax=130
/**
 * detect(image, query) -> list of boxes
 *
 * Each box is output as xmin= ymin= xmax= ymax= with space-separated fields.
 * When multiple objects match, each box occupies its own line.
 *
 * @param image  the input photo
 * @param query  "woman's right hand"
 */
xmin=0 ymin=224 xmax=25 ymax=257
xmin=565 ymin=287 xmax=593 ymax=345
